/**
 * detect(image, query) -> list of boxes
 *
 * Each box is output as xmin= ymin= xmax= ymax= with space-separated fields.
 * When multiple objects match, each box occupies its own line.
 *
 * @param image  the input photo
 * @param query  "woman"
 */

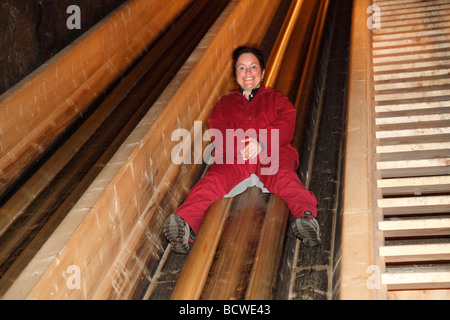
xmin=164 ymin=46 xmax=320 ymax=253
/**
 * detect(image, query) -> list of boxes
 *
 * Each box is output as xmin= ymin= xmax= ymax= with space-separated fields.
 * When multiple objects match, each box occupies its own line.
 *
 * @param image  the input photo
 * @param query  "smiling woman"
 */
xmin=164 ymin=46 xmax=321 ymax=254
xmin=233 ymin=47 xmax=266 ymax=98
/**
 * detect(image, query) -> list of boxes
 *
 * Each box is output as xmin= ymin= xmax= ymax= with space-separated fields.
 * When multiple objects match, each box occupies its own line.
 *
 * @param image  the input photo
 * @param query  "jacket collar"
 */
xmin=229 ymin=85 xmax=272 ymax=97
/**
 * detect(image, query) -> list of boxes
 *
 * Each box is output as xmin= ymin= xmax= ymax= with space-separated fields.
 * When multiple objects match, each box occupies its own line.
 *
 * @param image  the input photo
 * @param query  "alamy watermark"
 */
xmin=64 ymin=265 xmax=81 ymax=290
xmin=367 ymin=265 xmax=382 ymax=289
xmin=67 ymin=5 xmax=81 ymax=30
xmin=367 ymin=5 xmax=381 ymax=30
xmin=171 ymin=121 xmax=280 ymax=175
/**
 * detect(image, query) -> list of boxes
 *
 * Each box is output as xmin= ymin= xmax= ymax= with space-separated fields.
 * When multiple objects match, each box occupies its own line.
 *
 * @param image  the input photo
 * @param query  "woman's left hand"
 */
xmin=240 ymin=137 xmax=261 ymax=160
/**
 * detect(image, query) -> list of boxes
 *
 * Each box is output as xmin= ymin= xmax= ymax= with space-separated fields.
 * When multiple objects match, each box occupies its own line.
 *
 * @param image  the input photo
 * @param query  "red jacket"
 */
xmin=208 ymin=86 xmax=298 ymax=165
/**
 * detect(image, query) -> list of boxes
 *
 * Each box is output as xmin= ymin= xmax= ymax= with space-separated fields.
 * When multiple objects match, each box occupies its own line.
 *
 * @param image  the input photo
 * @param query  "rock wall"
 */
xmin=0 ymin=0 xmax=127 ymax=96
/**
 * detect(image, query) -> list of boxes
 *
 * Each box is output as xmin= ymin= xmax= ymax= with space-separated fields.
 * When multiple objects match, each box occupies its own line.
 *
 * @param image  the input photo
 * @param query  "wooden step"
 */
xmin=373 ymin=19 xmax=450 ymax=36
xmin=379 ymin=218 xmax=450 ymax=237
xmin=373 ymin=0 xmax=449 ymax=10
xmin=374 ymin=67 xmax=450 ymax=81
xmin=375 ymin=101 xmax=450 ymax=114
xmin=374 ymin=60 xmax=450 ymax=73
xmin=378 ymin=195 xmax=450 ymax=215
xmin=377 ymin=8 xmax=450 ymax=24
xmin=373 ymin=34 xmax=450 ymax=49
xmin=376 ymin=158 xmax=450 ymax=178
xmin=382 ymin=271 xmax=450 ymax=290
xmin=376 ymin=127 xmax=450 ymax=145
xmin=377 ymin=176 xmax=450 ymax=196
xmin=380 ymin=243 xmax=450 ymax=263
xmin=371 ymin=0 xmax=450 ymax=300
xmin=376 ymin=142 xmax=450 ymax=161
xmin=375 ymin=15 xmax=450 ymax=31
xmin=373 ymin=42 xmax=450 ymax=56
xmin=373 ymin=50 xmax=450 ymax=65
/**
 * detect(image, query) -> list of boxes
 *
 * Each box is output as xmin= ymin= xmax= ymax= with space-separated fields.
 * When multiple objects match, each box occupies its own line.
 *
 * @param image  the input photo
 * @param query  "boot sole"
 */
xmin=292 ymin=218 xmax=321 ymax=247
xmin=163 ymin=214 xmax=191 ymax=254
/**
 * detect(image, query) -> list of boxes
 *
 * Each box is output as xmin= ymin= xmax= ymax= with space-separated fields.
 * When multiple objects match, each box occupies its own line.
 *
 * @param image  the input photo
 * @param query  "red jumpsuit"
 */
xmin=175 ymin=86 xmax=317 ymax=233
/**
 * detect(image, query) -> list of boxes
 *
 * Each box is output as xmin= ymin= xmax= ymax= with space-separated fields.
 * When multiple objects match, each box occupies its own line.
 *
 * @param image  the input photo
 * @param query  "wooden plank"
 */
xmin=382 ymin=272 xmax=450 ymax=290
xmin=170 ymin=198 xmax=232 ymax=300
xmin=376 ymin=127 xmax=450 ymax=143
xmin=377 ymin=176 xmax=450 ymax=196
xmin=378 ymin=195 xmax=450 ymax=215
xmin=245 ymin=195 xmax=289 ymax=300
xmin=199 ymin=189 xmax=268 ymax=300
xmin=373 ymin=50 xmax=450 ymax=65
xmin=376 ymin=142 xmax=450 ymax=160
xmin=375 ymin=101 xmax=450 ymax=114
xmin=373 ymin=42 xmax=450 ymax=56
xmin=381 ymin=3 xmax=450 ymax=21
xmin=374 ymin=61 xmax=450 ymax=73
xmin=373 ymin=20 xmax=450 ymax=36
xmin=379 ymin=218 xmax=450 ymax=238
xmin=373 ymin=0 xmax=433 ymax=6
xmin=372 ymin=14 xmax=450 ymax=30
xmin=373 ymin=0 xmax=448 ymax=10
xmin=376 ymin=8 xmax=450 ymax=24
xmin=339 ymin=0 xmax=375 ymax=300
xmin=373 ymin=28 xmax=450 ymax=42
xmin=388 ymin=289 xmax=450 ymax=300
xmin=375 ymin=87 xmax=450 ymax=101
xmin=373 ymin=67 xmax=450 ymax=82
xmin=380 ymin=243 xmax=450 ymax=263
xmin=376 ymin=158 xmax=450 ymax=178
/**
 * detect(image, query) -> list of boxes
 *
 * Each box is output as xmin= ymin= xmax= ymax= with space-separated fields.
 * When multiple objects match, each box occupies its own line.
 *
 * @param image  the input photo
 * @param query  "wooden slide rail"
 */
xmin=0 ymin=0 xmax=194 ymax=199
xmin=3 ymin=0 xmax=282 ymax=300
xmin=171 ymin=0 xmax=330 ymax=300
xmin=341 ymin=0 xmax=450 ymax=300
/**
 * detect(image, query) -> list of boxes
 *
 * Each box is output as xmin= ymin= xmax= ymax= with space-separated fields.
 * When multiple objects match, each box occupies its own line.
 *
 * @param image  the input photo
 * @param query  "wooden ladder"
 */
xmin=371 ymin=0 xmax=450 ymax=299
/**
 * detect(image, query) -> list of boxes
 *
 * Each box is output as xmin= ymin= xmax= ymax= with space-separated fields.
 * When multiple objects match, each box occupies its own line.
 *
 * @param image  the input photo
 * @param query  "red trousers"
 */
xmin=175 ymin=147 xmax=317 ymax=233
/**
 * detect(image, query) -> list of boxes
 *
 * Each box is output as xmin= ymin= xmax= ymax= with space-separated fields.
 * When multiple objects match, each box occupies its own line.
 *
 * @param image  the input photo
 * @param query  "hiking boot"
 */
xmin=291 ymin=212 xmax=321 ymax=247
xmin=163 ymin=214 xmax=195 ymax=254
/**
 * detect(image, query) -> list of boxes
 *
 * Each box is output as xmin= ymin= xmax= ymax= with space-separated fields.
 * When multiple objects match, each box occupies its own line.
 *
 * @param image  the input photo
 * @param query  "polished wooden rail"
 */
xmin=171 ymin=0 xmax=330 ymax=300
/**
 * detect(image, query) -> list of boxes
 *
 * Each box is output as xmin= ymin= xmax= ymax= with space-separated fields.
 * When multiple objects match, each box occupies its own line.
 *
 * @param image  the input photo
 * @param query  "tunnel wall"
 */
xmin=0 ymin=0 xmax=129 ymax=96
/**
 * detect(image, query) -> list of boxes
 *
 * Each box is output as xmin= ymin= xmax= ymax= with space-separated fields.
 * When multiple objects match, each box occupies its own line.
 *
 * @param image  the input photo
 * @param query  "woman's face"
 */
xmin=235 ymin=53 xmax=265 ymax=92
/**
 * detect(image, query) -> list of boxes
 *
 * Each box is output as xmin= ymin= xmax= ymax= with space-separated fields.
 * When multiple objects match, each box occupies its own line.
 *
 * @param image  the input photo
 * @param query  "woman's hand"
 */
xmin=240 ymin=137 xmax=261 ymax=160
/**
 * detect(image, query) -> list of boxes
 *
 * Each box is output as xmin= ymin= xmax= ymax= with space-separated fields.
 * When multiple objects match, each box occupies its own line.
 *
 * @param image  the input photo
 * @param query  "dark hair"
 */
xmin=232 ymin=46 xmax=266 ymax=77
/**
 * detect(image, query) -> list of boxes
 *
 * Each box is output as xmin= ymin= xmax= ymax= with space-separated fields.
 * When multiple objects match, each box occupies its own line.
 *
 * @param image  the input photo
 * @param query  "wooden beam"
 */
xmin=377 ymin=176 xmax=450 ymax=196
xmin=376 ymin=158 xmax=450 ymax=178
xmin=379 ymin=218 xmax=450 ymax=238
xmin=376 ymin=142 xmax=450 ymax=161
xmin=244 ymin=195 xmax=289 ymax=300
xmin=339 ymin=0 xmax=375 ymax=300
xmin=388 ymin=289 xmax=450 ymax=300
xmin=380 ymin=243 xmax=450 ymax=263
xmin=376 ymin=127 xmax=450 ymax=145
xmin=378 ymin=195 xmax=450 ymax=215
xmin=382 ymin=272 xmax=450 ymax=290
xmin=170 ymin=198 xmax=232 ymax=300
